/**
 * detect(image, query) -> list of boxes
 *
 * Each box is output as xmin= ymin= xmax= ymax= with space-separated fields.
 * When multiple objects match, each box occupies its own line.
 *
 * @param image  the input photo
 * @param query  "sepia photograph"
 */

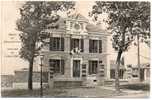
xmin=0 ymin=0 xmax=151 ymax=98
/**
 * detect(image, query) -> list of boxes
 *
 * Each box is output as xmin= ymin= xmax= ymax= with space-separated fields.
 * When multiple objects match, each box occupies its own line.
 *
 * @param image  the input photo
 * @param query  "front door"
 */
xmin=73 ymin=60 xmax=80 ymax=77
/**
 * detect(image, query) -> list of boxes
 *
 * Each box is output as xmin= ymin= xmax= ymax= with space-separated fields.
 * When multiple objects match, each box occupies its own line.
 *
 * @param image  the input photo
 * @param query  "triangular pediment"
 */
xmin=68 ymin=13 xmax=88 ymax=22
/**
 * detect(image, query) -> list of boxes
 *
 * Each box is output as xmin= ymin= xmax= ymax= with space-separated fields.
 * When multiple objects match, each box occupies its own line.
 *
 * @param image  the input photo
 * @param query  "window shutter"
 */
xmin=50 ymin=37 xmax=53 ymax=51
xmin=61 ymin=60 xmax=64 ymax=75
xmin=49 ymin=59 xmax=54 ymax=78
xmin=99 ymin=40 xmax=102 ymax=53
xmin=70 ymin=38 xmax=73 ymax=51
xmin=89 ymin=61 xmax=91 ymax=75
xmin=61 ymin=38 xmax=64 ymax=51
xmin=96 ymin=61 xmax=98 ymax=73
xmin=89 ymin=40 xmax=91 ymax=53
xmin=81 ymin=39 xmax=84 ymax=52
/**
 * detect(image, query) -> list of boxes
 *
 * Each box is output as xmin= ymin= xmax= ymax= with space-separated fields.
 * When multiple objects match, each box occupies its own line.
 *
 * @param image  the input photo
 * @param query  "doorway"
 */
xmin=73 ymin=60 xmax=81 ymax=77
xmin=140 ymin=69 xmax=145 ymax=81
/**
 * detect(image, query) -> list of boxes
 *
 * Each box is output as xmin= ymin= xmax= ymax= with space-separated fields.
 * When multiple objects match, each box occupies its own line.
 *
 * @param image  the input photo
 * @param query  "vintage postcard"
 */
xmin=0 ymin=0 xmax=150 ymax=98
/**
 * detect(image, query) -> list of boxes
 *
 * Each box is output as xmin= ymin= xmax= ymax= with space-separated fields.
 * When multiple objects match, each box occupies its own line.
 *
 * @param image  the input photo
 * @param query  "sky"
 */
xmin=0 ymin=1 xmax=150 ymax=75
xmin=1 ymin=1 xmax=27 ymax=75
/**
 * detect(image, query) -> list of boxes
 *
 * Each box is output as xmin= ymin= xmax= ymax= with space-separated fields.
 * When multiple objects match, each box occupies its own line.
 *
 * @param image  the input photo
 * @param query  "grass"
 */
xmin=1 ymin=87 xmax=121 ymax=98
xmin=2 ymin=84 xmax=149 ymax=98
xmin=1 ymin=89 xmax=40 ymax=97
xmin=120 ymin=83 xmax=150 ymax=91
xmin=1 ymin=88 xmax=66 ymax=97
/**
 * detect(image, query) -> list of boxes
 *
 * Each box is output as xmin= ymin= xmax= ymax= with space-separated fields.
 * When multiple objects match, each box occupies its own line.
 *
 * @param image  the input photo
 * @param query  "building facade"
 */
xmin=39 ymin=14 xmax=109 ymax=87
xmin=126 ymin=63 xmax=150 ymax=83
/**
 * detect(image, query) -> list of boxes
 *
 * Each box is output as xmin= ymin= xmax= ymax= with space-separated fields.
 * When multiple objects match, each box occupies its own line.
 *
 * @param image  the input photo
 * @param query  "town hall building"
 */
xmin=39 ymin=13 xmax=109 ymax=87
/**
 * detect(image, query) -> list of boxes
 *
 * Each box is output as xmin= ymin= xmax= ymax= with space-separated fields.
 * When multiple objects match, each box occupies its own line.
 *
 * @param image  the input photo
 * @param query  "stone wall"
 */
xmin=14 ymin=70 xmax=48 ymax=83
xmin=1 ymin=75 xmax=14 ymax=88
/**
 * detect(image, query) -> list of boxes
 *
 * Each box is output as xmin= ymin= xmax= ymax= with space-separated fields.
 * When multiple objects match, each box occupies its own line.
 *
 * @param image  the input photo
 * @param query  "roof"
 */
xmin=46 ymin=13 xmax=106 ymax=34
xmin=86 ymin=23 xmax=106 ymax=33
xmin=46 ymin=17 xmax=66 ymax=31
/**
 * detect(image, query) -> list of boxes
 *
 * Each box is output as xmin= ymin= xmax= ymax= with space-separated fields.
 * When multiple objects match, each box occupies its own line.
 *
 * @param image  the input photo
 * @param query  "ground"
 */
xmin=1 ymin=86 xmax=150 ymax=98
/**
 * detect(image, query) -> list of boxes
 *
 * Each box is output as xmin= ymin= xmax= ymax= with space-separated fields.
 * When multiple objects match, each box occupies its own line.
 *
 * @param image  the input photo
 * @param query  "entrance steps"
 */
xmin=104 ymin=79 xmax=128 ymax=86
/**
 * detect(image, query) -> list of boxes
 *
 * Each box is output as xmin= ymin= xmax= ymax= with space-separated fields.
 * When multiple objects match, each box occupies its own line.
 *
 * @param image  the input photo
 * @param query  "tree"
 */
xmin=90 ymin=2 xmax=150 ymax=92
xmin=16 ymin=1 xmax=75 ymax=90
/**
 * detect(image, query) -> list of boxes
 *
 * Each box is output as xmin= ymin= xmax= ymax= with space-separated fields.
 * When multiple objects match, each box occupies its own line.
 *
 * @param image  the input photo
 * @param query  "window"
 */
xmin=89 ymin=60 xmax=98 ymax=75
xmin=50 ymin=37 xmax=64 ymax=51
xmin=49 ymin=59 xmax=64 ymax=74
xmin=89 ymin=40 xmax=98 ymax=53
xmin=89 ymin=40 xmax=102 ymax=53
xmin=70 ymin=38 xmax=84 ymax=52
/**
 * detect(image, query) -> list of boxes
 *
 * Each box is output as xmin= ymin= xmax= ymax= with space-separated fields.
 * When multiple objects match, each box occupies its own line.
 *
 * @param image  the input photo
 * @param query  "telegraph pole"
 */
xmin=40 ymin=55 xmax=44 ymax=97
xmin=137 ymin=34 xmax=141 ymax=82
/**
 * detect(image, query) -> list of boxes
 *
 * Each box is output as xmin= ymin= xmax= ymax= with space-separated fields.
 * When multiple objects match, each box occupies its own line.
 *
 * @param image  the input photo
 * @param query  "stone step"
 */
xmin=54 ymin=81 xmax=83 ymax=88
